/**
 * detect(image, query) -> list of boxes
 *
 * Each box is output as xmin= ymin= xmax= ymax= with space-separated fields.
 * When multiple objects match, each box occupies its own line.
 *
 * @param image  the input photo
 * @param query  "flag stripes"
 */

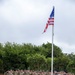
xmin=43 ymin=7 xmax=54 ymax=33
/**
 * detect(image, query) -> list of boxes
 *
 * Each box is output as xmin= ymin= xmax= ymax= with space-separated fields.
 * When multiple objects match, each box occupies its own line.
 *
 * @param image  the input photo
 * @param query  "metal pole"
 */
xmin=51 ymin=25 xmax=54 ymax=75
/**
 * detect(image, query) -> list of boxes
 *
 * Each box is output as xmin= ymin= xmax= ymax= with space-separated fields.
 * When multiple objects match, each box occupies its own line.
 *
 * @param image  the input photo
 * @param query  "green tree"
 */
xmin=54 ymin=55 xmax=70 ymax=72
xmin=27 ymin=54 xmax=46 ymax=71
xmin=46 ymin=58 xmax=51 ymax=71
xmin=42 ymin=42 xmax=63 ymax=58
xmin=67 ymin=60 xmax=75 ymax=74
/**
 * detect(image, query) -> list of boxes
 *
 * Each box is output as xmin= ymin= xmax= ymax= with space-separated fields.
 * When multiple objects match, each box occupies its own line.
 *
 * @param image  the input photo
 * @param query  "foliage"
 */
xmin=27 ymin=54 xmax=46 ymax=71
xmin=0 ymin=42 xmax=75 ymax=74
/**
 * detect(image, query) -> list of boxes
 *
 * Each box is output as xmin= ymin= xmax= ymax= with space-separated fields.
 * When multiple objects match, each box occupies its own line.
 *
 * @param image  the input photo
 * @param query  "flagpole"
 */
xmin=51 ymin=25 xmax=54 ymax=75
xmin=43 ymin=6 xmax=54 ymax=75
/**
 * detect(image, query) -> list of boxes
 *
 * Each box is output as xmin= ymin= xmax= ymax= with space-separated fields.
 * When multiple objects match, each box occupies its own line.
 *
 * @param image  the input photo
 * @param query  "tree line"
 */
xmin=0 ymin=42 xmax=75 ymax=74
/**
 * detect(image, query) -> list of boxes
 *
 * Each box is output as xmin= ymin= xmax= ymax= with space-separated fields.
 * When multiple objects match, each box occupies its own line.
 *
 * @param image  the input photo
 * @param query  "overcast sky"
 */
xmin=0 ymin=0 xmax=75 ymax=54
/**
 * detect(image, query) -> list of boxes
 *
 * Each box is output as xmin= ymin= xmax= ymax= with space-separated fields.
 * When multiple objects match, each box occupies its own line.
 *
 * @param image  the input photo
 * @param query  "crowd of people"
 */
xmin=4 ymin=70 xmax=74 ymax=75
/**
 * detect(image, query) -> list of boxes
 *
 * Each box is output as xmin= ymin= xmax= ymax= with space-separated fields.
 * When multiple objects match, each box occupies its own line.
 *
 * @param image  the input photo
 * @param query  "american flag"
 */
xmin=43 ymin=6 xmax=54 ymax=33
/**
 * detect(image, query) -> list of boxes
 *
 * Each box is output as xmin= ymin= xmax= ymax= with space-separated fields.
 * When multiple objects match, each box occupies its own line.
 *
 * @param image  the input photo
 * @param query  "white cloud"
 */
xmin=0 ymin=0 xmax=50 ymax=25
xmin=0 ymin=0 xmax=75 ymax=53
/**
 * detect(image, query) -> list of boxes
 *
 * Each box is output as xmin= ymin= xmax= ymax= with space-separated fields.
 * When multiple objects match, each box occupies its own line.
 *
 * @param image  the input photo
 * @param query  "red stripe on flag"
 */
xmin=43 ymin=24 xmax=48 ymax=33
